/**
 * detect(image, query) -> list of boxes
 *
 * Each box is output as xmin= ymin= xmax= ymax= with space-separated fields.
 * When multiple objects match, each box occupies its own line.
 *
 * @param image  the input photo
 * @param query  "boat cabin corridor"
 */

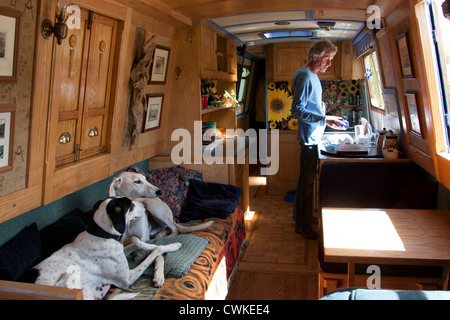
xmin=0 ymin=0 xmax=449 ymax=303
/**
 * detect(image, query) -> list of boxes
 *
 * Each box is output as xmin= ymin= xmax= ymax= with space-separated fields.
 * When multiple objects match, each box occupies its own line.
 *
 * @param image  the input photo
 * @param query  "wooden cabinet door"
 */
xmin=50 ymin=10 xmax=118 ymax=167
xmin=79 ymin=13 xmax=118 ymax=160
xmin=228 ymin=39 xmax=237 ymax=75
xmin=201 ymin=24 xmax=217 ymax=72
xmin=52 ymin=9 xmax=90 ymax=167
xmin=274 ymin=44 xmax=308 ymax=81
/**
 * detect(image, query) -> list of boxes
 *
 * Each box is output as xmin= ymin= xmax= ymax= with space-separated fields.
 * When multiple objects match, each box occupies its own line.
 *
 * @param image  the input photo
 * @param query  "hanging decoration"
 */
xmin=129 ymin=35 xmax=157 ymax=145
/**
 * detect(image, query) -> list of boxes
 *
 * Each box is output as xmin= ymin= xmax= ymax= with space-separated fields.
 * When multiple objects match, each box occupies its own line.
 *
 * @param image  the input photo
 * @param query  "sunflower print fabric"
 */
xmin=268 ymin=80 xmax=360 ymax=130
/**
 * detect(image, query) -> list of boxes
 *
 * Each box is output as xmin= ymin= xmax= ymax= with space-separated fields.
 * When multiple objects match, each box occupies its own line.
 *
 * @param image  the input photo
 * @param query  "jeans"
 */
xmin=293 ymin=144 xmax=319 ymax=231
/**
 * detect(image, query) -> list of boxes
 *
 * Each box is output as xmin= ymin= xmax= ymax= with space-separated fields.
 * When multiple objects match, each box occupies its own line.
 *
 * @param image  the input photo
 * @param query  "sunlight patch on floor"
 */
xmin=249 ymin=176 xmax=266 ymax=186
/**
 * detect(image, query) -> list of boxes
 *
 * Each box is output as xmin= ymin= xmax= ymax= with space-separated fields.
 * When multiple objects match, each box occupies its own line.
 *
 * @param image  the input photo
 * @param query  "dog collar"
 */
xmin=87 ymin=221 xmax=122 ymax=241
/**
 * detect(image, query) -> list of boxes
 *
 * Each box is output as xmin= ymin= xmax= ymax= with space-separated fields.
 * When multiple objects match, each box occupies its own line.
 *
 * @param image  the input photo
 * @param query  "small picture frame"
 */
xmin=0 ymin=104 xmax=15 ymax=173
xmin=405 ymin=92 xmax=422 ymax=136
xmin=142 ymin=94 xmax=164 ymax=132
xmin=149 ymin=46 xmax=170 ymax=84
xmin=0 ymin=8 xmax=20 ymax=83
xmin=383 ymin=88 xmax=399 ymax=117
xmin=396 ymin=33 xmax=414 ymax=79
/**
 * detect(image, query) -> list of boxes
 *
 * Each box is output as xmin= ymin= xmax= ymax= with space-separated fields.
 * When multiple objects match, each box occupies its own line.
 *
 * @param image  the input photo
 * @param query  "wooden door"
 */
xmin=228 ymin=39 xmax=237 ymax=75
xmin=52 ymin=9 xmax=89 ymax=167
xmin=274 ymin=44 xmax=308 ymax=80
xmin=201 ymin=24 xmax=217 ymax=72
xmin=79 ymin=13 xmax=118 ymax=160
xmin=50 ymin=10 xmax=118 ymax=167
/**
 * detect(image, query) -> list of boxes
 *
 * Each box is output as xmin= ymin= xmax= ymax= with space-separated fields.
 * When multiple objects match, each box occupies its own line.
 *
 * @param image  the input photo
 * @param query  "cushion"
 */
xmin=129 ymin=235 xmax=209 ymax=279
xmin=180 ymin=179 xmax=242 ymax=222
xmin=128 ymin=166 xmax=203 ymax=217
xmin=0 ymin=223 xmax=42 ymax=281
xmin=40 ymin=208 xmax=93 ymax=259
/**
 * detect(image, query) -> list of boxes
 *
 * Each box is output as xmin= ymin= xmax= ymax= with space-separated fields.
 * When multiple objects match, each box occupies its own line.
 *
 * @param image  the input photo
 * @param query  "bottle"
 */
xmin=377 ymin=128 xmax=387 ymax=154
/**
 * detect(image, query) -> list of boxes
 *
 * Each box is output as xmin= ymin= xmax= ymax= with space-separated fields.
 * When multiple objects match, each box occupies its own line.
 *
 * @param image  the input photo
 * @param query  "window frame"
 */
xmin=414 ymin=0 xmax=450 ymax=189
xmin=363 ymin=50 xmax=386 ymax=112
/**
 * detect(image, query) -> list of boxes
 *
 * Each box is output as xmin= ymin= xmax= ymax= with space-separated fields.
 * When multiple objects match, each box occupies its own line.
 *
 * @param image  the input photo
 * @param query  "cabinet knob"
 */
xmin=58 ymin=132 xmax=71 ymax=144
xmin=88 ymin=127 xmax=99 ymax=138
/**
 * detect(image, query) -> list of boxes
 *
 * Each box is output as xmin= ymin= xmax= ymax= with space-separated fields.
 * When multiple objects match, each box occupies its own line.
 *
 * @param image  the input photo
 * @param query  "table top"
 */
xmin=322 ymin=208 xmax=450 ymax=266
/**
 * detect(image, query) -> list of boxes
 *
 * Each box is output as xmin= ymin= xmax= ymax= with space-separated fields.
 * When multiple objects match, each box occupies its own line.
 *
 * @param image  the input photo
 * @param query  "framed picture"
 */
xmin=383 ymin=88 xmax=399 ymax=117
xmin=149 ymin=46 xmax=170 ymax=84
xmin=405 ymin=92 xmax=422 ymax=136
xmin=396 ymin=33 xmax=414 ymax=79
xmin=142 ymin=94 xmax=164 ymax=132
xmin=0 ymin=104 xmax=15 ymax=173
xmin=0 ymin=8 xmax=20 ymax=83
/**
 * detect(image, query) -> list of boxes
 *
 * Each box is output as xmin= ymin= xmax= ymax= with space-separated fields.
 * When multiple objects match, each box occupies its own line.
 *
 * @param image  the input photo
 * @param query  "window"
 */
xmin=364 ymin=51 xmax=385 ymax=110
xmin=429 ymin=0 xmax=450 ymax=150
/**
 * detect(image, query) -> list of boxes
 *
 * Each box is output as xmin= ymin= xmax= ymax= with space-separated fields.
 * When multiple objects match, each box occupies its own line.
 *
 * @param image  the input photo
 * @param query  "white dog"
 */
xmin=33 ymin=197 xmax=182 ymax=300
xmin=109 ymin=171 xmax=214 ymax=241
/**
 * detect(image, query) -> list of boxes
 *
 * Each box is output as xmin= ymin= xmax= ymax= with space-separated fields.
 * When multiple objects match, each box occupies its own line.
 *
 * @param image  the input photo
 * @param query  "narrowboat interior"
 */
xmin=0 ymin=0 xmax=450 ymax=301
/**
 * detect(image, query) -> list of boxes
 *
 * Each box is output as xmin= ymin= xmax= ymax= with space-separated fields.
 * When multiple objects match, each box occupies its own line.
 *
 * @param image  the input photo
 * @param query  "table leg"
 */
xmin=443 ymin=267 xmax=450 ymax=291
xmin=347 ymin=262 xmax=355 ymax=288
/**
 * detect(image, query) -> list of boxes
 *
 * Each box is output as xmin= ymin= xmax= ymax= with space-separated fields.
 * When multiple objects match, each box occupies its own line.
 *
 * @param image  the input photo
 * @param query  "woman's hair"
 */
xmin=308 ymin=40 xmax=338 ymax=61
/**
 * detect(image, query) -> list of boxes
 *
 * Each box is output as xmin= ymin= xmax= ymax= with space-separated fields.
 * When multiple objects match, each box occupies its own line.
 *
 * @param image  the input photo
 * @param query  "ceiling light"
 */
xmin=263 ymin=31 xmax=313 ymax=39
xmin=317 ymin=21 xmax=336 ymax=31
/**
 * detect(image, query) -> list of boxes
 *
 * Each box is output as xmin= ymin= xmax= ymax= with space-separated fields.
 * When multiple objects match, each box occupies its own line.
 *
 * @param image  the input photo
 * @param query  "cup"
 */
xmin=354 ymin=125 xmax=364 ymax=144
xmin=201 ymin=95 xmax=208 ymax=109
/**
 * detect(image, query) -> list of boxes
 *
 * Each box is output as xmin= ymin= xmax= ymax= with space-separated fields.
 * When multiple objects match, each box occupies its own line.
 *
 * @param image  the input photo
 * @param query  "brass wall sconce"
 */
xmin=443 ymin=0 xmax=450 ymax=20
xmin=41 ymin=0 xmax=71 ymax=45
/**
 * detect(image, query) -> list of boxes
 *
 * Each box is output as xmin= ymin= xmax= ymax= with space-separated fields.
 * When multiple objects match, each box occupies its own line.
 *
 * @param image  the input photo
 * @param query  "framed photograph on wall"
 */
xmin=405 ymin=92 xmax=422 ymax=137
xmin=0 ymin=104 xmax=15 ymax=173
xmin=142 ymin=94 xmax=164 ymax=132
xmin=0 ymin=8 xmax=20 ymax=83
xmin=396 ymin=33 xmax=414 ymax=79
xmin=149 ymin=46 xmax=170 ymax=84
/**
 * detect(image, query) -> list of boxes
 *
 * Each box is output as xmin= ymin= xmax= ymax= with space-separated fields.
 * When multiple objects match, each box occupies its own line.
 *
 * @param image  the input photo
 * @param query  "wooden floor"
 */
xmin=227 ymin=166 xmax=319 ymax=300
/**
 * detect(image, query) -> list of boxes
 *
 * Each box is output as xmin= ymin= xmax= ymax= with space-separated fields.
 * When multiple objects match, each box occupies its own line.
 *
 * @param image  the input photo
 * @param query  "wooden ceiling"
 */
xmin=119 ymin=0 xmax=405 ymax=26
xmin=118 ymin=0 xmax=405 ymax=54
xmin=148 ymin=0 xmax=404 ymax=22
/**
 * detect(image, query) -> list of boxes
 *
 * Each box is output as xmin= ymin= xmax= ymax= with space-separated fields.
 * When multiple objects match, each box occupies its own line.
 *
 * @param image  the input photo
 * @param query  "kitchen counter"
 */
xmin=318 ymin=131 xmax=407 ymax=162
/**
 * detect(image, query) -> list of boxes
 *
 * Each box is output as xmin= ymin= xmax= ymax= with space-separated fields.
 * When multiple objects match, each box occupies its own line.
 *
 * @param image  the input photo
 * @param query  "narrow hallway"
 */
xmin=227 ymin=166 xmax=319 ymax=300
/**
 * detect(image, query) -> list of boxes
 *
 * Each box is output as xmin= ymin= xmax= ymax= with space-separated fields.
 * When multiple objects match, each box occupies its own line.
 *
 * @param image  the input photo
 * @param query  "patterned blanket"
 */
xmin=107 ymin=208 xmax=247 ymax=300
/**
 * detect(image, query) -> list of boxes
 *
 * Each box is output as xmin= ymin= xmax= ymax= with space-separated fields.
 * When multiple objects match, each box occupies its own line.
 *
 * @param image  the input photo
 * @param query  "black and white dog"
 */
xmin=33 ymin=197 xmax=181 ymax=300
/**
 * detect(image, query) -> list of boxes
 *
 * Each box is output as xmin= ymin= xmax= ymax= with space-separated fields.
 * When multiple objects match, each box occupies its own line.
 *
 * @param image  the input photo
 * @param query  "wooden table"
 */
xmin=321 ymin=208 xmax=450 ymax=288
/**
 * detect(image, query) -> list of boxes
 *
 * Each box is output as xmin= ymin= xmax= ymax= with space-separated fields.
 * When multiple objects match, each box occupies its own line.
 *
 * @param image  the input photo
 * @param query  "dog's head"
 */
xmin=94 ymin=197 xmax=147 ymax=236
xmin=109 ymin=172 xmax=163 ymax=199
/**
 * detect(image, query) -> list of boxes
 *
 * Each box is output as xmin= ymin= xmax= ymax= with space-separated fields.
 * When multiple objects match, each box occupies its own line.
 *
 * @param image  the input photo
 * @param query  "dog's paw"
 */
xmin=153 ymin=275 xmax=165 ymax=288
xmin=162 ymin=242 xmax=182 ymax=253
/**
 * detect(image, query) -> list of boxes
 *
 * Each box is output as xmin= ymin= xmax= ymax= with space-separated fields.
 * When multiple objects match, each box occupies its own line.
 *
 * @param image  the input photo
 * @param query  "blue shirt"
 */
xmin=291 ymin=67 xmax=326 ymax=145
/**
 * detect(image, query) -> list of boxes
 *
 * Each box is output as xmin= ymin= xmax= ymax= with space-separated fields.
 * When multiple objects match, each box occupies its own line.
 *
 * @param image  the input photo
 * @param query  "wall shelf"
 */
xmin=201 ymin=105 xmax=234 ymax=115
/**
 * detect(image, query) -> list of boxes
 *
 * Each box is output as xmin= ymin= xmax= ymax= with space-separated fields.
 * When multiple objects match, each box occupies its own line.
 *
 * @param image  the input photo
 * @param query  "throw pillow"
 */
xmin=180 ymin=179 xmax=242 ymax=222
xmin=128 ymin=166 xmax=203 ymax=217
xmin=0 ymin=223 xmax=42 ymax=281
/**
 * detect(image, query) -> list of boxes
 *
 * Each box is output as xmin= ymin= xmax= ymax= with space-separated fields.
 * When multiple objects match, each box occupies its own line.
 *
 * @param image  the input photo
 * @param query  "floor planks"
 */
xmin=227 ymin=167 xmax=319 ymax=300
